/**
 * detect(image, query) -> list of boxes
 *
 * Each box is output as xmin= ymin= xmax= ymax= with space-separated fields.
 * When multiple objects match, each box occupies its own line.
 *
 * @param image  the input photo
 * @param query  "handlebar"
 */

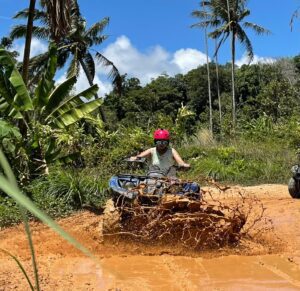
xmin=124 ymin=157 xmax=146 ymax=163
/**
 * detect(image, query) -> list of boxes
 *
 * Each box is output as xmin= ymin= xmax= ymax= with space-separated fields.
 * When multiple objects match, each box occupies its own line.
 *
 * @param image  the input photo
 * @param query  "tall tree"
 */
xmin=192 ymin=0 xmax=270 ymax=131
xmin=21 ymin=0 xmax=75 ymax=85
xmin=10 ymin=3 xmax=121 ymax=123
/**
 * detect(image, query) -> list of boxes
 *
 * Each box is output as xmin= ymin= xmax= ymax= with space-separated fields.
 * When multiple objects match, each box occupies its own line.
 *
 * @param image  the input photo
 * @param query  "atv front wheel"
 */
xmin=288 ymin=178 xmax=300 ymax=199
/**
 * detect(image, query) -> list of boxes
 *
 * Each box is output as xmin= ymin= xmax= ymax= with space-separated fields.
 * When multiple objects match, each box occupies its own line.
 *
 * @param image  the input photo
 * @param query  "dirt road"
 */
xmin=1 ymin=184 xmax=300 ymax=290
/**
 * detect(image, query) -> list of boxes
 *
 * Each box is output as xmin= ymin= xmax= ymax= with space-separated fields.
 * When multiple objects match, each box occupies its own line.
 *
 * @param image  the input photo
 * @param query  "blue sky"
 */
xmin=1 ymin=0 xmax=300 ymax=95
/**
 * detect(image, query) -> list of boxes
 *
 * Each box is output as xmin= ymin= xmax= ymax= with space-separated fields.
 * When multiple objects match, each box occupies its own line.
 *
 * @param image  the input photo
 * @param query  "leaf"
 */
xmin=34 ymin=45 xmax=57 ymax=107
xmin=2 ymin=138 xmax=16 ymax=153
xmin=0 ymin=120 xmax=22 ymax=140
xmin=54 ymin=98 xmax=102 ymax=128
xmin=9 ymin=69 xmax=33 ymax=112
xmin=46 ymin=84 xmax=99 ymax=121
xmin=0 ymin=49 xmax=33 ymax=111
xmin=45 ymin=76 xmax=77 ymax=113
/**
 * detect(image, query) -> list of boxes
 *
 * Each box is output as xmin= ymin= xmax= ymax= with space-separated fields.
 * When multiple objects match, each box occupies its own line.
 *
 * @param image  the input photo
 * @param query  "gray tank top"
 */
xmin=150 ymin=147 xmax=175 ymax=176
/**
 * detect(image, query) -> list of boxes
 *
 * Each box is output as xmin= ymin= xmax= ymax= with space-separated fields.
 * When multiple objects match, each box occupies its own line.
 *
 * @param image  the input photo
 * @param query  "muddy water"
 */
xmin=1 ymin=184 xmax=300 ymax=290
xmin=100 ymin=254 xmax=300 ymax=290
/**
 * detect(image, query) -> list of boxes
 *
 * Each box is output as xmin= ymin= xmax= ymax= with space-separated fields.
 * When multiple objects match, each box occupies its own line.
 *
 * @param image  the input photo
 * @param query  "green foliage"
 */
xmin=0 ymin=47 xmax=103 ymax=178
xmin=0 ymin=196 xmax=22 ymax=227
xmin=181 ymin=137 xmax=294 ymax=185
xmin=26 ymin=167 xmax=110 ymax=210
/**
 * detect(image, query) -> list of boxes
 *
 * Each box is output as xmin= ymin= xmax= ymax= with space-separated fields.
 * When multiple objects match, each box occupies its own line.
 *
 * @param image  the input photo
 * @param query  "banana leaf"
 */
xmin=34 ymin=45 xmax=57 ymax=107
xmin=54 ymin=98 xmax=102 ymax=128
xmin=45 ymin=76 xmax=77 ymax=112
xmin=46 ymin=84 xmax=98 ymax=121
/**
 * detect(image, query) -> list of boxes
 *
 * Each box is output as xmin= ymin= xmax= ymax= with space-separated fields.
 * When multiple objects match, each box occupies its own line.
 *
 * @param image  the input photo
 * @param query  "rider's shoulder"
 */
xmin=149 ymin=147 xmax=156 ymax=153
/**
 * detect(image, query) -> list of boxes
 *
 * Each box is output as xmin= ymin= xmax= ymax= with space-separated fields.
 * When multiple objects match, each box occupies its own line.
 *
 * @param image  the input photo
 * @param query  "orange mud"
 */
xmin=1 ymin=184 xmax=300 ymax=290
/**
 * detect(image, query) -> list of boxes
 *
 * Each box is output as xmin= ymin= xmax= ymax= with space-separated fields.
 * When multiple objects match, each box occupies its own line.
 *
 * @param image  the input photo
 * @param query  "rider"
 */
xmin=130 ymin=128 xmax=190 ymax=177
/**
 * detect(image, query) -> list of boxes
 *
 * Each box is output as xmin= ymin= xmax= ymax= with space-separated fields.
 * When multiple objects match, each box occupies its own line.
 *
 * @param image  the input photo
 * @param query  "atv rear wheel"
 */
xmin=288 ymin=178 xmax=300 ymax=199
xmin=100 ymin=199 xmax=121 ymax=239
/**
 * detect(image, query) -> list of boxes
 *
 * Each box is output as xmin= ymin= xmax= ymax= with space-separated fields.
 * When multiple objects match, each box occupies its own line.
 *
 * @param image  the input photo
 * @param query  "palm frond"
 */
xmin=191 ymin=22 xmax=207 ymax=29
xmin=243 ymin=22 xmax=271 ymax=35
xmin=82 ymin=52 xmax=95 ymax=81
xmin=290 ymin=7 xmax=300 ymax=31
xmin=239 ymin=8 xmax=250 ymax=21
xmin=213 ymin=32 xmax=229 ymax=57
xmin=13 ymin=8 xmax=47 ymax=23
xmin=236 ymin=25 xmax=253 ymax=61
xmin=208 ymin=23 xmax=230 ymax=39
xmin=10 ymin=25 xmax=49 ymax=40
xmin=85 ymin=17 xmax=109 ymax=40
xmin=90 ymin=35 xmax=108 ymax=46
xmin=67 ymin=48 xmax=80 ymax=78
xmin=191 ymin=10 xmax=212 ymax=19
xmin=95 ymin=51 xmax=122 ymax=91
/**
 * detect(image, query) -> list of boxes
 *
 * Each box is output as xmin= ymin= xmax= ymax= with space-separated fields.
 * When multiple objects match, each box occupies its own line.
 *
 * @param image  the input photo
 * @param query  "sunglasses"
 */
xmin=155 ymin=140 xmax=169 ymax=146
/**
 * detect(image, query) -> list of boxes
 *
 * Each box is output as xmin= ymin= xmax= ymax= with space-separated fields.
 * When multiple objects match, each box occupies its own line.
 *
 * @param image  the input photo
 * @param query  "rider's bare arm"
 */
xmin=172 ymin=148 xmax=190 ymax=167
xmin=130 ymin=149 xmax=152 ymax=161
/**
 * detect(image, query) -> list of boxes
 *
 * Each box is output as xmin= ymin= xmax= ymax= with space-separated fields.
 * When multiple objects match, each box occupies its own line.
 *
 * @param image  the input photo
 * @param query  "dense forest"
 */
xmin=1 ymin=0 xmax=300 ymax=227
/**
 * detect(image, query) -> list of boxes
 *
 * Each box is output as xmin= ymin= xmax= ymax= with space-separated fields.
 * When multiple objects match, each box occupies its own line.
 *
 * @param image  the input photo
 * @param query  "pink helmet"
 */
xmin=153 ymin=129 xmax=170 ymax=140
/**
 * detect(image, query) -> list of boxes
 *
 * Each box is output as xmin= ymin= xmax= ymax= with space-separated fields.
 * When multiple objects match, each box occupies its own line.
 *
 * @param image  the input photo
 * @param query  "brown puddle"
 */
xmin=101 ymin=254 xmax=300 ymax=290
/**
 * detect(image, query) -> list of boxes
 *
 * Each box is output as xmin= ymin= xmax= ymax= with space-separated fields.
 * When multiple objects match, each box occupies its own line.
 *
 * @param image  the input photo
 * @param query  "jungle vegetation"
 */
xmin=1 ymin=0 xmax=300 ymax=227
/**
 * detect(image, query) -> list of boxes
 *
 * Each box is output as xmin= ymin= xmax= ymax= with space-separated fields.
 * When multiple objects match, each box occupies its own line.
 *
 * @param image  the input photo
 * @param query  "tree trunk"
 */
xmin=79 ymin=58 xmax=107 ymax=123
xmin=22 ymin=0 xmax=36 ymax=85
xmin=226 ymin=0 xmax=236 ymax=132
xmin=230 ymin=31 xmax=236 ymax=132
xmin=215 ymin=39 xmax=222 ymax=132
xmin=204 ymin=26 xmax=213 ymax=136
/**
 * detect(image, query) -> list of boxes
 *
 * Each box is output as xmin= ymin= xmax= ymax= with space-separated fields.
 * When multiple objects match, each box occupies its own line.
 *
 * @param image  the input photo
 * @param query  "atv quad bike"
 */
xmin=100 ymin=158 xmax=246 ymax=249
xmin=288 ymin=164 xmax=300 ymax=199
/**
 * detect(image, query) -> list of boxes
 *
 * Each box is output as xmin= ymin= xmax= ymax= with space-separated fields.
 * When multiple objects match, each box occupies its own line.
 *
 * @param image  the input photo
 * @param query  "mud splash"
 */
xmin=1 ymin=184 xmax=300 ymax=290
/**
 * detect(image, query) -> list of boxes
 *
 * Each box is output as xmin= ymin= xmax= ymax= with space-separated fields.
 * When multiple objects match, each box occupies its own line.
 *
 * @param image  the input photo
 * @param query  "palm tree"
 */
xmin=21 ymin=0 xmax=75 ymax=85
xmin=192 ymin=3 xmax=222 ymax=134
xmin=192 ymin=0 xmax=270 ymax=131
xmin=10 ymin=3 xmax=121 ymax=123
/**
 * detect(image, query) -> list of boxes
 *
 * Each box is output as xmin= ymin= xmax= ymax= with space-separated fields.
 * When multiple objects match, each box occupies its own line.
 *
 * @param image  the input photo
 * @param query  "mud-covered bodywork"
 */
xmin=109 ymin=174 xmax=144 ymax=199
xmin=102 ymin=172 xmax=247 ymax=249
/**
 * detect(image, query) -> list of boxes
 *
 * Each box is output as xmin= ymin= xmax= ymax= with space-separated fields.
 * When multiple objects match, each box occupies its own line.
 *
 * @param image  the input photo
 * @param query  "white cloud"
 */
xmin=172 ymin=48 xmax=208 ymax=74
xmin=12 ymin=36 xmax=210 ymax=96
xmin=13 ymin=38 xmax=48 ymax=62
xmin=236 ymin=53 xmax=275 ymax=67
xmin=100 ymin=35 xmax=207 ymax=85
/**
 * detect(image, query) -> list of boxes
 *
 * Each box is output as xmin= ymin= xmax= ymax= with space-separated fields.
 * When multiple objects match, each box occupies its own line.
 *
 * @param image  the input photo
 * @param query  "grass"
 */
xmin=180 ymin=134 xmax=295 ymax=186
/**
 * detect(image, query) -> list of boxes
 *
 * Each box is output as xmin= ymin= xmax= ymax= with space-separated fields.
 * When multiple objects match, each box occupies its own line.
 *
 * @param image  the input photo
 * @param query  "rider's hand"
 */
xmin=180 ymin=163 xmax=190 ymax=168
xmin=129 ymin=156 xmax=138 ymax=161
